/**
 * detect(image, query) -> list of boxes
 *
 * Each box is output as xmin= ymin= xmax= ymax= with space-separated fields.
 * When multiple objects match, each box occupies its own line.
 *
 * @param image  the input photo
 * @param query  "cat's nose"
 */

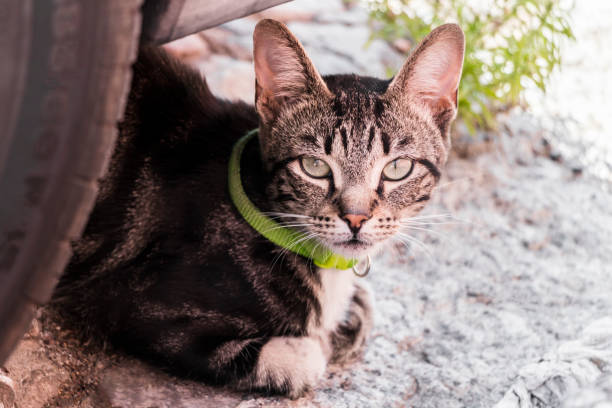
xmin=342 ymin=213 xmax=370 ymax=233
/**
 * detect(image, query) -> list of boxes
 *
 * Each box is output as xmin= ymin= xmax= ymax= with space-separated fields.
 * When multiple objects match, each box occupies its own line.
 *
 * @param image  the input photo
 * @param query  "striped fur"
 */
xmin=52 ymin=20 xmax=464 ymax=398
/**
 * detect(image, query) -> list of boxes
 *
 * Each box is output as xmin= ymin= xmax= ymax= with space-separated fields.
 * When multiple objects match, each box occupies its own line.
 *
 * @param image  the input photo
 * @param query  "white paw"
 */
xmin=255 ymin=336 xmax=327 ymax=398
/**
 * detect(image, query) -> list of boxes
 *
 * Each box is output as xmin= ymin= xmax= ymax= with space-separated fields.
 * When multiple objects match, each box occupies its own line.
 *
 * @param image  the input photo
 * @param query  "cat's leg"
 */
xmin=170 ymin=335 xmax=327 ymax=398
xmin=330 ymin=280 xmax=374 ymax=364
xmin=239 ymin=335 xmax=329 ymax=399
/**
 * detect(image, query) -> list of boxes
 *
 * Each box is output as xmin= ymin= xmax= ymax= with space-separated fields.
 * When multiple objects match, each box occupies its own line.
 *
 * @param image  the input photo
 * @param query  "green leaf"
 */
xmin=364 ymin=0 xmax=574 ymax=135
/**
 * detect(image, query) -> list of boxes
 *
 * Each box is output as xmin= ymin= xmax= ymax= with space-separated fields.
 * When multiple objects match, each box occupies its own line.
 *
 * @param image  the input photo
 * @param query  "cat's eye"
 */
xmin=300 ymin=156 xmax=331 ymax=178
xmin=382 ymin=158 xmax=414 ymax=181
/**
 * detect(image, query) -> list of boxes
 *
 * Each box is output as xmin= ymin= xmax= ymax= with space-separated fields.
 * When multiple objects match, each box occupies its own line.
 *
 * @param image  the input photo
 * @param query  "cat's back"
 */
xmin=83 ymin=46 xmax=257 ymax=245
xmin=118 ymin=46 xmax=257 ymax=174
xmin=54 ymin=48 xmax=259 ymax=323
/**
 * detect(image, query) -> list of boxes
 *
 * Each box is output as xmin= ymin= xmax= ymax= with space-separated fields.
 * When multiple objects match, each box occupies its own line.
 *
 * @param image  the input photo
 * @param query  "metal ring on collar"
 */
xmin=352 ymin=255 xmax=371 ymax=277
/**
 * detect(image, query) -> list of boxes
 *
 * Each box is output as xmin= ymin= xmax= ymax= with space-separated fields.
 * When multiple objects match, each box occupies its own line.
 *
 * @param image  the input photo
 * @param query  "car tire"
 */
xmin=0 ymin=0 xmax=144 ymax=364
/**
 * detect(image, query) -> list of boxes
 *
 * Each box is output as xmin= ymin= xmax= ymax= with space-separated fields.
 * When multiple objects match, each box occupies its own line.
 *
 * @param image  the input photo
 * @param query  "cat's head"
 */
xmin=252 ymin=19 xmax=464 ymax=259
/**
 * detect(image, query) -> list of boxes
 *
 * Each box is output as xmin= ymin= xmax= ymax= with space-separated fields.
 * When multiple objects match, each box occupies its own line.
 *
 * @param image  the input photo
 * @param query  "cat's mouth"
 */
xmin=329 ymin=237 xmax=373 ymax=257
xmin=344 ymin=238 xmax=366 ymax=247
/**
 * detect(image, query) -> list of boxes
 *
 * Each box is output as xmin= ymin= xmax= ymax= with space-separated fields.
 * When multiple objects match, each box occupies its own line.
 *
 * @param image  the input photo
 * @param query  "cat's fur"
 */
xmin=52 ymin=20 xmax=464 ymax=397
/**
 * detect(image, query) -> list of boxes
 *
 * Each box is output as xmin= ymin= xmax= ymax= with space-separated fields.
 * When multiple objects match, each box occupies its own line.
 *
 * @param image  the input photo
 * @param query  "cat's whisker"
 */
xmin=399 ymin=225 xmax=449 ymax=241
xmin=261 ymin=219 xmax=315 ymax=230
xmin=263 ymin=216 xmax=310 ymax=225
xmin=266 ymin=227 xmax=315 ymax=273
xmin=403 ymin=213 xmax=454 ymax=221
xmin=268 ymin=230 xmax=318 ymax=273
xmin=393 ymin=235 xmax=430 ymax=261
xmin=306 ymin=240 xmax=323 ymax=272
xmin=288 ymin=232 xmax=320 ymax=251
xmin=395 ymin=232 xmax=434 ymax=259
xmin=280 ymin=229 xmax=316 ymax=248
xmin=264 ymin=216 xmax=307 ymax=223
xmin=289 ymin=232 xmax=321 ymax=266
xmin=400 ymin=213 xmax=471 ymax=226
xmin=261 ymin=223 xmax=314 ymax=234
xmin=268 ymin=250 xmax=287 ymax=273
xmin=268 ymin=242 xmax=296 ymax=274
xmin=396 ymin=232 xmax=430 ymax=250
xmin=393 ymin=236 xmax=414 ymax=257
xmin=395 ymin=237 xmax=433 ymax=262
xmin=275 ymin=221 xmax=314 ymax=226
xmin=262 ymin=212 xmax=311 ymax=219
xmin=400 ymin=220 xmax=463 ymax=226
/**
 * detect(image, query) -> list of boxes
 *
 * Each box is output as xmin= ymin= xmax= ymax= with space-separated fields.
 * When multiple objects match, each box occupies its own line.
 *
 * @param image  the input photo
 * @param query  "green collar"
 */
xmin=228 ymin=128 xmax=357 ymax=270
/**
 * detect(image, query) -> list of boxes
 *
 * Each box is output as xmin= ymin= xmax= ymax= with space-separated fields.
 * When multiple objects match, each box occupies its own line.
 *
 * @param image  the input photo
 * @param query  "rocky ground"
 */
xmin=2 ymin=1 xmax=612 ymax=407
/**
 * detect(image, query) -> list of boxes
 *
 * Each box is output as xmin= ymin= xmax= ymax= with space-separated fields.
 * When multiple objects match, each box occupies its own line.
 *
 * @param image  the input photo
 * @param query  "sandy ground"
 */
xmin=2 ymin=1 xmax=612 ymax=407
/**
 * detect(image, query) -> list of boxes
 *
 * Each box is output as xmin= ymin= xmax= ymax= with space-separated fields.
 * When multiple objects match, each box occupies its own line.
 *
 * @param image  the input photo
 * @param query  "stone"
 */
xmin=200 ymin=27 xmax=252 ymax=61
xmin=163 ymin=34 xmax=211 ymax=60
xmin=193 ymin=55 xmax=255 ymax=102
xmin=4 ymin=338 xmax=69 ymax=408
xmin=255 ymin=0 xmax=344 ymax=23
xmin=286 ymin=22 xmax=404 ymax=77
xmin=564 ymin=372 xmax=612 ymax=408
xmin=163 ymin=34 xmax=212 ymax=60
xmin=0 ymin=374 xmax=15 ymax=408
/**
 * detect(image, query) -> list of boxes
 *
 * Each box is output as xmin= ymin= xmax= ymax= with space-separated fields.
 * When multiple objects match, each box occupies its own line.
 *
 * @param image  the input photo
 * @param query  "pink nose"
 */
xmin=342 ymin=214 xmax=370 ymax=232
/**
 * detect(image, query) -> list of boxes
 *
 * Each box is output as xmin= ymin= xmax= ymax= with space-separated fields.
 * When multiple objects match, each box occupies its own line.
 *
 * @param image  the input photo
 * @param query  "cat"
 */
xmin=52 ymin=19 xmax=464 ymax=398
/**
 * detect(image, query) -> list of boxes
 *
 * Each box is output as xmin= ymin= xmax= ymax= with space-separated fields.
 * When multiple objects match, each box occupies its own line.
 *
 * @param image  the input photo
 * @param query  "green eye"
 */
xmin=382 ymin=158 xmax=414 ymax=181
xmin=300 ymin=156 xmax=331 ymax=178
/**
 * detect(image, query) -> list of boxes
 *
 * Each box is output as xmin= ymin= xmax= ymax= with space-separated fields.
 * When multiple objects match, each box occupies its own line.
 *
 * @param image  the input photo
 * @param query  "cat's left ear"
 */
xmin=253 ymin=19 xmax=331 ymax=124
xmin=386 ymin=24 xmax=465 ymax=140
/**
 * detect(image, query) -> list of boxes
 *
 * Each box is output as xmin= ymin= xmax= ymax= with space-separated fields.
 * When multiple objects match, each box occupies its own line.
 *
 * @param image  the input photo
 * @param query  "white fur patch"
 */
xmin=309 ymin=268 xmax=356 ymax=334
xmin=254 ymin=336 xmax=326 ymax=398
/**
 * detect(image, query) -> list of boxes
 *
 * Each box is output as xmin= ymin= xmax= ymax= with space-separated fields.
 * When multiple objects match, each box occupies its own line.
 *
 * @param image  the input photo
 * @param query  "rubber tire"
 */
xmin=0 ymin=0 xmax=144 ymax=364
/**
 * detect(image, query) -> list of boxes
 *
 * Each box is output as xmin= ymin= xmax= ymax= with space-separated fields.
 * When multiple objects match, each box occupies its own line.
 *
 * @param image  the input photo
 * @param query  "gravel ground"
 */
xmin=3 ymin=1 xmax=612 ymax=407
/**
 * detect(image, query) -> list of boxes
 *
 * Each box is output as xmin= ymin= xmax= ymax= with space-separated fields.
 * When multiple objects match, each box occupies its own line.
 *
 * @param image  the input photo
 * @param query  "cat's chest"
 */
xmin=308 ymin=268 xmax=356 ymax=333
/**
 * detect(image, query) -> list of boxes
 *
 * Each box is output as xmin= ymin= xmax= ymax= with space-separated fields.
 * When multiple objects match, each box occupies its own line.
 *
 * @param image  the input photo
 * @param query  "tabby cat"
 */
xmin=53 ymin=19 xmax=464 ymax=398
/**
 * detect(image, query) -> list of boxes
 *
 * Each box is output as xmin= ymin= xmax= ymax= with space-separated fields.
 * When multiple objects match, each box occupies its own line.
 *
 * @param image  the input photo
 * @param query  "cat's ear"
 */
xmin=253 ymin=19 xmax=331 ymax=123
xmin=386 ymin=24 xmax=465 ymax=138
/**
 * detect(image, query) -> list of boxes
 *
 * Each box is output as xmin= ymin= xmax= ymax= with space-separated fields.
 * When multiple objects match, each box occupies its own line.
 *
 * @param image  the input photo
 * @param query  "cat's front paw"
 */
xmin=251 ymin=336 xmax=327 ymax=399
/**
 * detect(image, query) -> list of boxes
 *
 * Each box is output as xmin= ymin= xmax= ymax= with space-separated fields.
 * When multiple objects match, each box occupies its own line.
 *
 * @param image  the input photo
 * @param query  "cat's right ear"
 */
xmin=253 ymin=19 xmax=331 ymax=124
xmin=385 ymin=24 xmax=465 ymax=144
